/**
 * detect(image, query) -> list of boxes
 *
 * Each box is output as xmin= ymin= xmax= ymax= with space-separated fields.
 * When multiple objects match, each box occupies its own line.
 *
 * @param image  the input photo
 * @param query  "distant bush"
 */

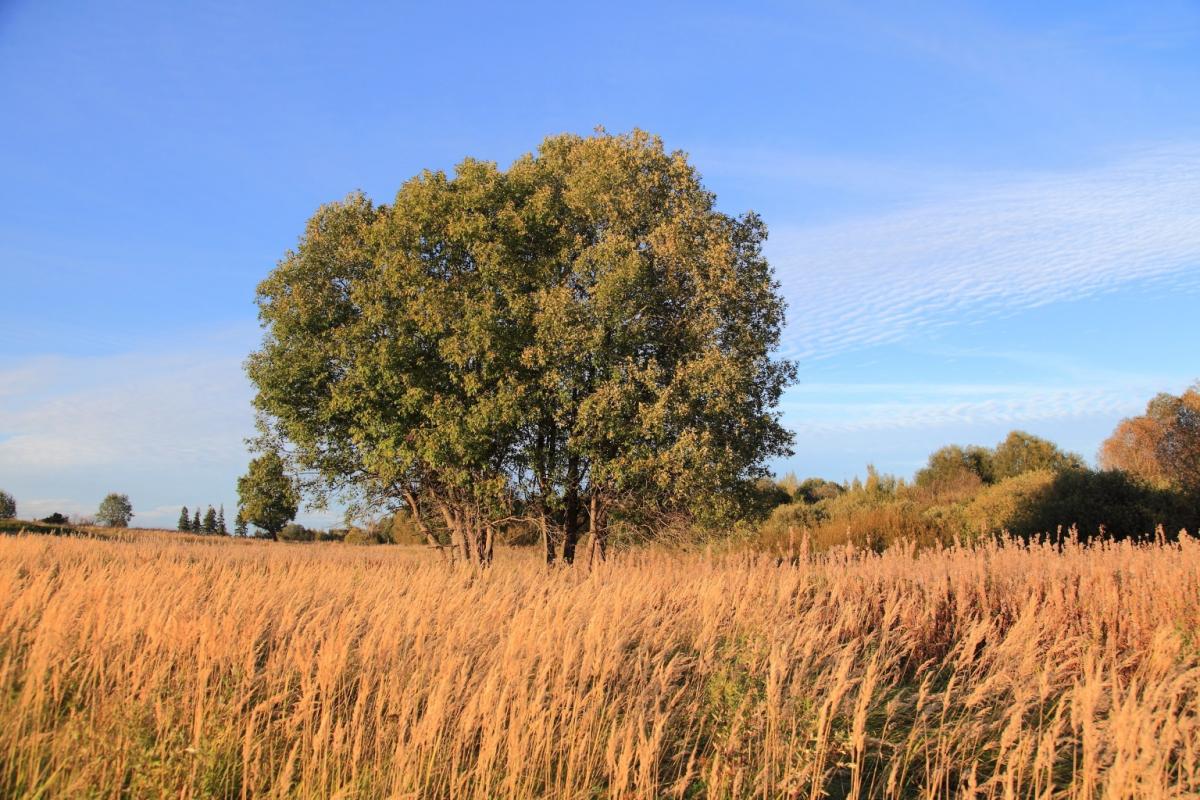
xmin=0 ymin=491 xmax=15 ymax=520
xmin=40 ymin=513 xmax=69 ymax=525
xmin=278 ymin=523 xmax=316 ymax=542
xmin=343 ymin=528 xmax=382 ymax=545
xmin=793 ymin=478 xmax=844 ymax=504
xmin=756 ymin=455 xmax=1195 ymax=552
xmin=965 ymin=468 xmax=1195 ymax=541
xmin=0 ymin=518 xmax=76 ymax=535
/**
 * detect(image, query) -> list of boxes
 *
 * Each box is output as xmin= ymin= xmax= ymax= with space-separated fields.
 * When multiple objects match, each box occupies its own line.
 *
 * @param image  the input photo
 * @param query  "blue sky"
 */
xmin=1 ymin=1 xmax=1198 ymax=528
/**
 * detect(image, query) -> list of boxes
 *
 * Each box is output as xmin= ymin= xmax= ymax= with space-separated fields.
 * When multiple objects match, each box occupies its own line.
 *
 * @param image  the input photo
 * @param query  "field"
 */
xmin=1 ymin=532 xmax=1199 ymax=798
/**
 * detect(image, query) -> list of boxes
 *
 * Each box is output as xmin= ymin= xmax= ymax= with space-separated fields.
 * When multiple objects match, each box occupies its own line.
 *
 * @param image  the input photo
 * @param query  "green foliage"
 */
xmin=278 ymin=523 xmax=315 ymax=542
xmin=915 ymin=432 xmax=1081 ymax=489
xmin=234 ymin=511 xmax=248 ymax=537
xmin=191 ymin=510 xmax=201 ymax=532
xmin=0 ymin=490 xmax=15 ymax=520
xmin=794 ymin=477 xmax=844 ymax=504
xmin=991 ymin=431 xmax=1085 ymax=481
xmin=0 ymin=517 xmax=75 ymax=535
xmin=749 ymin=477 xmax=793 ymax=517
xmin=247 ymin=129 xmax=794 ymax=564
xmin=964 ymin=468 xmax=1194 ymax=540
xmin=237 ymin=453 xmax=298 ymax=539
xmin=916 ymin=444 xmax=994 ymax=487
xmin=216 ymin=506 xmax=227 ymax=535
xmin=202 ymin=506 xmax=217 ymax=534
xmin=342 ymin=528 xmax=383 ymax=545
xmin=40 ymin=513 xmax=69 ymax=525
xmin=177 ymin=506 xmax=190 ymax=532
xmin=96 ymin=493 xmax=133 ymax=528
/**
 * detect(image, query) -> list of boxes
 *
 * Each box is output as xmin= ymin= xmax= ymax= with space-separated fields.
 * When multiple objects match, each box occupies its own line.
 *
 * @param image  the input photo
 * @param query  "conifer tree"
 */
xmin=177 ymin=506 xmax=190 ymax=532
xmin=217 ymin=505 xmax=227 ymax=535
xmin=234 ymin=510 xmax=248 ymax=537
xmin=203 ymin=506 xmax=217 ymax=534
xmin=192 ymin=509 xmax=201 ymax=532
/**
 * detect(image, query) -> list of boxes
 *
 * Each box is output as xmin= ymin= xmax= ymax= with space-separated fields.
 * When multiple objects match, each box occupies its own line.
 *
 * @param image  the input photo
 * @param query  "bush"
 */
xmin=964 ymin=468 xmax=1195 ymax=540
xmin=40 ymin=513 xmax=69 ymax=525
xmin=794 ymin=478 xmax=844 ymax=505
xmin=278 ymin=523 xmax=315 ymax=542
xmin=343 ymin=528 xmax=382 ymax=545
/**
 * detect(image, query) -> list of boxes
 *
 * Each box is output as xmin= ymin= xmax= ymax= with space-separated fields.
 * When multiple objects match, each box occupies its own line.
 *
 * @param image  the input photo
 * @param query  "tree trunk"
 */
xmin=540 ymin=510 xmax=556 ymax=565
xmin=562 ymin=496 xmax=581 ymax=564
xmin=587 ymin=494 xmax=608 ymax=568
xmin=482 ymin=523 xmax=495 ymax=566
xmin=404 ymin=491 xmax=442 ymax=551
xmin=562 ymin=455 xmax=581 ymax=564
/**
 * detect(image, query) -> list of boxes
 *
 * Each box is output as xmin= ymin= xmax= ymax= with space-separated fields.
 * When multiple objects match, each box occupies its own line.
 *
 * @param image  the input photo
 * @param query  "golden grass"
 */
xmin=1 ymin=532 xmax=1198 ymax=798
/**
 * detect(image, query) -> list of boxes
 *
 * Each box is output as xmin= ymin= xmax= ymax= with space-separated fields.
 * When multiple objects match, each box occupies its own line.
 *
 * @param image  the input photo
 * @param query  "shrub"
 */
xmin=794 ymin=478 xmax=844 ymax=504
xmin=964 ymin=468 xmax=1195 ymax=540
xmin=343 ymin=528 xmax=381 ymax=545
xmin=278 ymin=523 xmax=315 ymax=542
xmin=40 ymin=513 xmax=69 ymax=525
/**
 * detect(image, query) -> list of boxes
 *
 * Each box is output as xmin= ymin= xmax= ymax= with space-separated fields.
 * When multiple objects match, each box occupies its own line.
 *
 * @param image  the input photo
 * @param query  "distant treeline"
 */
xmin=757 ymin=384 xmax=1199 ymax=550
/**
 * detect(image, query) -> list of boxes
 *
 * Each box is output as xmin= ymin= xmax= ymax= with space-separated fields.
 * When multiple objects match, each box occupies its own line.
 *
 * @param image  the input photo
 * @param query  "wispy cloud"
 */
xmin=0 ymin=348 xmax=252 ymax=471
xmin=780 ymin=381 xmax=1156 ymax=436
xmin=770 ymin=144 xmax=1200 ymax=360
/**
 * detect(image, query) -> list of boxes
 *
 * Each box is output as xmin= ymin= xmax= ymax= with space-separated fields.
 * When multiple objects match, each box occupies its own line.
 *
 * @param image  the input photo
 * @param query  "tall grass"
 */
xmin=1 ymin=532 xmax=1198 ymax=798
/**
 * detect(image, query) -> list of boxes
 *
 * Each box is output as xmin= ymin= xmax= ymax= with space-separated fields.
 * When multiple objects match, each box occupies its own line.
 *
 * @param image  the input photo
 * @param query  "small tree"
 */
xmin=217 ymin=505 xmax=227 ymax=535
xmin=0 ymin=490 xmax=15 ymax=520
xmin=192 ymin=509 xmax=201 ymax=532
xmin=237 ymin=452 xmax=299 ymax=540
xmin=234 ymin=510 xmax=248 ymax=537
xmin=96 ymin=493 xmax=133 ymax=528
xmin=202 ymin=506 xmax=217 ymax=533
xmin=177 ymin=506 xmax=190 ymax=531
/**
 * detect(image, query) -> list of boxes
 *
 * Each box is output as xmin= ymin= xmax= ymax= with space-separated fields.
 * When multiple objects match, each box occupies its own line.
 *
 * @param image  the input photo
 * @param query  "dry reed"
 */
xmin=0 ymin=531 xmax=1198 ymax=798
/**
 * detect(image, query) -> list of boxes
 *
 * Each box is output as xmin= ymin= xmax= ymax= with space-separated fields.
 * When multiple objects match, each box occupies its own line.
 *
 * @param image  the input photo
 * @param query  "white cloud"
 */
xmin=780 ymin=382 xmax=1153 ymax=435
xmin=770 ymin=143 xmax=1200 ymax=360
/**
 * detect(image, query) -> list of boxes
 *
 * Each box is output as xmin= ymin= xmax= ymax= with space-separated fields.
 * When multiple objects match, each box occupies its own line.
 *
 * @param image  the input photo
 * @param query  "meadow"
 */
xmin=1 ymin=530 xmax=1198 ymax=799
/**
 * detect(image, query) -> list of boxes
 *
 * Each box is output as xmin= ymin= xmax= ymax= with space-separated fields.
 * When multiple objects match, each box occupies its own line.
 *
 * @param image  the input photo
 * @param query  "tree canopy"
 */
xmin=237 ymin=452 xmax=299 ymax=539
xmin=96 ymin=493 xmax=133 ymax=528
xmin=0 ymin=490 xmax=15 ymax=520
xmin=1100 ymin=383 xmax=1200 ymax=495
xmin=916 ymin=431 xmax=1084 ymax=489
xmin=247 ymin=129 xmax=795 ymax=564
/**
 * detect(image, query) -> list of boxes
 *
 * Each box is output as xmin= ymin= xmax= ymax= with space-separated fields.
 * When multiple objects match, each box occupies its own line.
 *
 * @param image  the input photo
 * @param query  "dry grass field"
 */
xmin=1 ymin=531 xmax=1199 ymax=798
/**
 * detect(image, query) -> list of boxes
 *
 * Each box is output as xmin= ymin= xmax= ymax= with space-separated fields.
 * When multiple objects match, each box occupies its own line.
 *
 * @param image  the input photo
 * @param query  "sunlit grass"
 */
xmin=0 ymin=531 xmax=1197 ymax=798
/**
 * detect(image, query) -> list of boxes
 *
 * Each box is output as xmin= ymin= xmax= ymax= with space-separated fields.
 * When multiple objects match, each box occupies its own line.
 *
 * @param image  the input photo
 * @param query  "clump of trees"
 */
xmin=247 ymin=129 xmax=794 ymax=565
xmin=96 ymin=493 xmax=133 ymax=528
xmin=0 ymin=490 xmax=15 ymax=520
xmin=758 ymin=419 xmax=1198 ymax=550
xmin=1100 ymin=383 xmax=1200 ymax=496
xmin=177 ymin=505 xmax=228 ymax=534
xmin=915 ymin=431 xmax=1085 ymax=489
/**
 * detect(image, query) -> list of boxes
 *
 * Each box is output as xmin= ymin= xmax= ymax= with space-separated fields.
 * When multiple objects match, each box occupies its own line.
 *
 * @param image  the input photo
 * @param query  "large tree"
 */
xmin=1101 ymin=384 xmax=1200 ymax=495
xmin=0 ymin=490 xmax=15 ymax=520
xmin=237 ymin=452 xmax=299 ymax=540
xmin=248 ymin=129 xmax=794 ymax=565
